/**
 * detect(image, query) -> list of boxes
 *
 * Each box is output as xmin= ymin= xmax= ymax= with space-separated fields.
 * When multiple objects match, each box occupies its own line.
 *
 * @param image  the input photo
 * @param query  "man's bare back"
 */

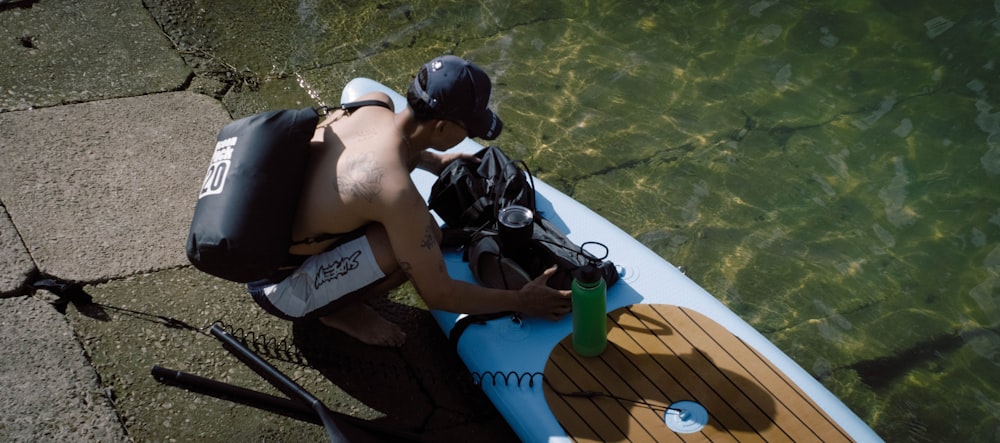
xmin=290 ymin=92 xmax=405 ymax=256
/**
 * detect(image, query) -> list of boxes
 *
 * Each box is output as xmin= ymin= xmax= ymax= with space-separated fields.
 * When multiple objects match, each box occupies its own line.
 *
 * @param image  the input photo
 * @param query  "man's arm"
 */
xmin=413 ymin=150 xmax=480 ymax=175
xmin=377 ymin=179 xmax=570 ymax=318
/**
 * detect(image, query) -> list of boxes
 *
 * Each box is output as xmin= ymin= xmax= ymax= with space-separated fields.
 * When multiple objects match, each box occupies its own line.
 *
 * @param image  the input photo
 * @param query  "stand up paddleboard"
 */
xmin=342 ymin=78 xmax=882 ymax=442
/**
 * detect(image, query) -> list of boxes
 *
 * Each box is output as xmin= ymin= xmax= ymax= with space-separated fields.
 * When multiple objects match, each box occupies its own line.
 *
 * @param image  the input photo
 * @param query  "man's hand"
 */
xmin=517 ymin=266 xmax=573 ymax=320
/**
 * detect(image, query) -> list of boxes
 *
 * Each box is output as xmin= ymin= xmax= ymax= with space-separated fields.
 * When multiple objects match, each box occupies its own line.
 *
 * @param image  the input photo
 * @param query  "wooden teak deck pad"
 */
xmin=543 ymin=304 xmax=854 ymax=442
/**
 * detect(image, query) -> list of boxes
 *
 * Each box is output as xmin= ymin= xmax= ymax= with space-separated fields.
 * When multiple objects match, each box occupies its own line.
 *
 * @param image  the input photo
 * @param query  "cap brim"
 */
xmin=469 ymin=109 xmax=502 ymax=140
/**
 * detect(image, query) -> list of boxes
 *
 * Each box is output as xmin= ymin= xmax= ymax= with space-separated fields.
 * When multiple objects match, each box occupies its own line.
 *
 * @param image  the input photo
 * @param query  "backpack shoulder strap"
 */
xmin=341 ymin=99 xmax=393 ymax=113
xmin=320 ymin=99 xmax=393 ymax=116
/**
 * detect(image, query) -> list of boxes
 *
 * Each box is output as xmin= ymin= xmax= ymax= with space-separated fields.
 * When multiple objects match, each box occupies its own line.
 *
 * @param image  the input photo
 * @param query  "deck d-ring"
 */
xmin=664 ymin=400 xmax=708 ymax=433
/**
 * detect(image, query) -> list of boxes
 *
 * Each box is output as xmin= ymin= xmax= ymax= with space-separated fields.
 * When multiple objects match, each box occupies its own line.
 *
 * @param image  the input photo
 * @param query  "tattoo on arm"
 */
xmin=420 ymin=223 xmax=436 ymax=250
xmin=336 ymin=152 xmax=385 ymax=202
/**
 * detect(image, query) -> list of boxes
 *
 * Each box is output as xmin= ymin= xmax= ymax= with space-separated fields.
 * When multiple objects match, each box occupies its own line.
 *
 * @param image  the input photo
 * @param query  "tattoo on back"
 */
xmin=337 ymin=152 xmax=385 ymax=202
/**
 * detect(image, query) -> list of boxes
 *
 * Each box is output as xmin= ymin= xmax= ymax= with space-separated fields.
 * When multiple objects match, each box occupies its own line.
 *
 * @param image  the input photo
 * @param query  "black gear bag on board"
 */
xmin=186 ymin=107 xmax=319 ymax=283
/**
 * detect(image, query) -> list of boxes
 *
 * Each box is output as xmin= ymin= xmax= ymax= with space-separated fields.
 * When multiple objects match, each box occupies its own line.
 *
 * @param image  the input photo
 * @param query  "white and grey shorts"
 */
xmin=247 ymin=232 xmax=386 ymax=320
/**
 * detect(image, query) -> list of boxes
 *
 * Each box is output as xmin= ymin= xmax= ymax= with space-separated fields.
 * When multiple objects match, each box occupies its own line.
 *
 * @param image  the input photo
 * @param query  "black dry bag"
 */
xmin=429 ymin=145 xmax=535 ymax=230
xmin=186 ymin=107 xmax=318 ymax=283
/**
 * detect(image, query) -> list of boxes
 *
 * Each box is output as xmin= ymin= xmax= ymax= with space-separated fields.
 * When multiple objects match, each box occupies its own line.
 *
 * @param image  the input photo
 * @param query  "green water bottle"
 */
xmin=572 ymin=263 xmax=607 ymax=357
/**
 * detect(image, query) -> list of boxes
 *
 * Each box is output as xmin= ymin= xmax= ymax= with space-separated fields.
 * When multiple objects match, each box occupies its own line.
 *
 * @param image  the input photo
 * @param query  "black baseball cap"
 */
xmin=408 ymin=55 xmax=503 ymax=140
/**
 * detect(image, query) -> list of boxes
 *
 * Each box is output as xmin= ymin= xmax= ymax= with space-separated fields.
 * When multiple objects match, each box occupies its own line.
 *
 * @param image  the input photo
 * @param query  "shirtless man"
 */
xmin=248 ymin=55 xmax=572 ymax=347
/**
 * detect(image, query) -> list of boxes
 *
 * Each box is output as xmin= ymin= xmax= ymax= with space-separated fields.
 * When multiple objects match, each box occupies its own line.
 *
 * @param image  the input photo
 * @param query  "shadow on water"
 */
xmin=850 ymin=326 xmax=1000 ymax=390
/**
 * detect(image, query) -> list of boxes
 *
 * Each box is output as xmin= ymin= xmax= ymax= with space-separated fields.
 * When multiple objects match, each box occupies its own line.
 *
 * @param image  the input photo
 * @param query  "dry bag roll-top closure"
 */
xmin=186 ymin=108 xmax=319 ymax=283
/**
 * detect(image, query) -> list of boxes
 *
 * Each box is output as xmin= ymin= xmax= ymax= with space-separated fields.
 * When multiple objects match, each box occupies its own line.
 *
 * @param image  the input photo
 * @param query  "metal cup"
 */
xmin=498 ymin=205 xmax=533 ymax=252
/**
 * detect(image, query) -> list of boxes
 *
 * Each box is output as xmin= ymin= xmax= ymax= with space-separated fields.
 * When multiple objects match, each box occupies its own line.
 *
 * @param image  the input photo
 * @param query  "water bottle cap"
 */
xmin=574 ymin=263 xmax=602 ymax=284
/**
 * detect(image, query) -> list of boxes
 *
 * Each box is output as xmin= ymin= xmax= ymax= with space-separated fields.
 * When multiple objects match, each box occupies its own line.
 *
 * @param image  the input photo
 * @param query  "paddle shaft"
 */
xmin=209 ymin=324 xmax=352 ymax=443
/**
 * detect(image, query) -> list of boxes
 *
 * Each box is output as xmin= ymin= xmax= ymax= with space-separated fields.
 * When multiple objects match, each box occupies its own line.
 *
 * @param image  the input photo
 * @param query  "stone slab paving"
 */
xmin=0 ymin=205 xmax=35 ymax=297
xmin=0 ymin=92 xmax=231 ymax=282
xmin=0 ymin=295 xmax=127 ymax=442
xmin=0 ymin=0 xmax=190 ymax=111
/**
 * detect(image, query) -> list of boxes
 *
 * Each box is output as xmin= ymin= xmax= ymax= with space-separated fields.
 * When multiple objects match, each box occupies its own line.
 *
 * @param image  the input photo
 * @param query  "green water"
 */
xmin=149 ymin=0 xmax=1000 ymax=440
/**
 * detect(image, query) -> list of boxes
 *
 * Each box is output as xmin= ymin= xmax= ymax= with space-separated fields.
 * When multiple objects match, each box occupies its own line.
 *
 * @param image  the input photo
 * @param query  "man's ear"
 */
xmin=434 ymin=119 xmax=448 ymax=133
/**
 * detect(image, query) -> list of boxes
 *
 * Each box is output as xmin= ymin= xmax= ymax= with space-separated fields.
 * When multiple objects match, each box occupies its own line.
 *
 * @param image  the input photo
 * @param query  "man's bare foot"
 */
xmin=319 ymin=302 xmax=406 ymax=347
